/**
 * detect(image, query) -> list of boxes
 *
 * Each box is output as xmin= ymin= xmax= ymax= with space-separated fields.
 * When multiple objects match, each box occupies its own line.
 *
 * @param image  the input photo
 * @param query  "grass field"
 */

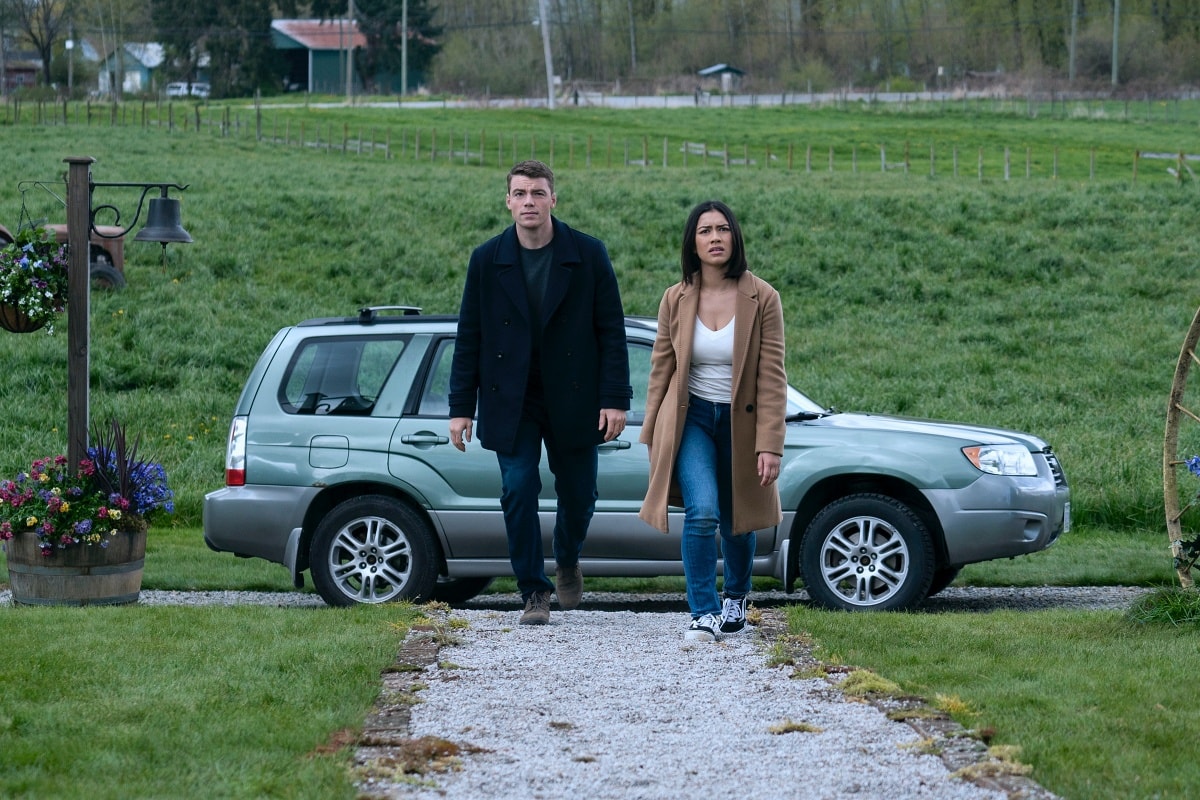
xmin=3 ymin=102 xmax=1199 ymax=799
xmin=4 ymin=104 xmax=1200 ymax=536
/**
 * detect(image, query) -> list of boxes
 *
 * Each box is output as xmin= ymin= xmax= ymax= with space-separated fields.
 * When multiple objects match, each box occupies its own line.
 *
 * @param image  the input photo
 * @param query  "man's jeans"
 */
xmin=676 ymin=395 xmax=756 ymax=618
xmin=496 ymin=404 xmax=598 ymax=600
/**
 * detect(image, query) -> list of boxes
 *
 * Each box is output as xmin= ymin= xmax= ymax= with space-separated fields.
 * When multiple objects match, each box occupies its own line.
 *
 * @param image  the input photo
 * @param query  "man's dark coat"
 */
xmin=448 ymin=217 xmax=631 ymax=453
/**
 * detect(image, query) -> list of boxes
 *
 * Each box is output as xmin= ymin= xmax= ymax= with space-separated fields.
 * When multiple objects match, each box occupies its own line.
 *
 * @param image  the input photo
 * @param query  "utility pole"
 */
xmin=400 ymin=0 xmax=407 ymax=97
xmin=1111 ymin=0 xmax=1120 ymax=87
xmin=346 ymin=0 xmax=355 ymax=102
xmin=1068 ymin=0 xmax=1079 ymax=83
xmin=538 ymin=0 xmax=555 ymax=109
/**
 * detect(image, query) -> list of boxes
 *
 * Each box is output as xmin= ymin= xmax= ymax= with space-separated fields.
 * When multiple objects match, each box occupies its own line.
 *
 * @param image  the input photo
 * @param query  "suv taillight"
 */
xmin=225 ymin=416 xmax=248 ymax=487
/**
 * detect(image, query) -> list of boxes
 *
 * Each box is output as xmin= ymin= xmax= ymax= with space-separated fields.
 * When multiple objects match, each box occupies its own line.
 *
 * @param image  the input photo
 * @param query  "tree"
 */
xmin=2 ymin=0 xmax=69 ymax=86
xmin=312 ymin=0 xmax=441 ymax=92
xmin=150 ymin=0 xmax=290 ymax=97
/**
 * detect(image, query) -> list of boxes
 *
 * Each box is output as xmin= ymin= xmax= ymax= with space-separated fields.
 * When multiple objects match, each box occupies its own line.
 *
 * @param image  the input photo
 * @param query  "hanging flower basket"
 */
xmin=0 ymin=303 xmax=47 ymax=334
xmin=0 ymin=226 xmax=69 ymax=335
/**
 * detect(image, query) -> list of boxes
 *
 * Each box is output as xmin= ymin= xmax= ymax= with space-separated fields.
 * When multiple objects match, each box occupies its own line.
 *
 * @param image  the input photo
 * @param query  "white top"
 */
xmin=688 ymin=316 xmax=735 ymax=402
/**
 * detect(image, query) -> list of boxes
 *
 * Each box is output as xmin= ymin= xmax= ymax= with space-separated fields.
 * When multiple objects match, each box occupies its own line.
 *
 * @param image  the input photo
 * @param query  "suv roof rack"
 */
xmin=358 ymin=305 xmax=422 ymax=323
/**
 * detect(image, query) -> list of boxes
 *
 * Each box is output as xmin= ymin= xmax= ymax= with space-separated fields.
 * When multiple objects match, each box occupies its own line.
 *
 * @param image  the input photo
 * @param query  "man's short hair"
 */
xmin=508 ymin=160 xmax=555 ymax=194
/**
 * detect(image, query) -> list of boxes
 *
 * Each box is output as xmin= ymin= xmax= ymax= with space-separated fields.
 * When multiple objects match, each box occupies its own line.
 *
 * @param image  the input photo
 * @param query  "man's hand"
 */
xmin=598 ymin=408 xmax=626 ymax=442
xmin=450 ymin=417 xmax=473 ymax=452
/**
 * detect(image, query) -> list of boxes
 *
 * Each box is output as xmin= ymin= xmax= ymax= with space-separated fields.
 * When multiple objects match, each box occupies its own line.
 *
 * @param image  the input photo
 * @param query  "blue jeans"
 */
xmin=496 ymin=402 xmax=598 ymax=601
xmin=676 ymin=395 xmax=756 ymax=618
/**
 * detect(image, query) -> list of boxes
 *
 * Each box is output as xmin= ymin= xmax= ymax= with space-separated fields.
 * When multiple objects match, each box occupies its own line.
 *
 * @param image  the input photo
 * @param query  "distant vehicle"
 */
xmin=165 ymin=82 xmax=209 ymax=99
xmin=203 ymin=309 xmax=1071 ymax=611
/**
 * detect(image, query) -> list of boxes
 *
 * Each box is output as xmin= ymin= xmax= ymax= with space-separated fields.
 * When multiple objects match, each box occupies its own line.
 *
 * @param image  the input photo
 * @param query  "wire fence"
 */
xmin=5 ymin=95 xmax=1197 ymax=185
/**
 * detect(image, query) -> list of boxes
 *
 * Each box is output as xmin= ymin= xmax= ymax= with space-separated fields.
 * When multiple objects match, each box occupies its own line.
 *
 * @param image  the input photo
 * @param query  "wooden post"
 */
xmin=65 ymin=156 xmax=96 ymax=468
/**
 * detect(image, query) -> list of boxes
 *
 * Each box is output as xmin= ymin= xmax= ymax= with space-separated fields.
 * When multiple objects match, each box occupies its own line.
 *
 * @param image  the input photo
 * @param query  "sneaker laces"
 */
xmin=722 ymin=596 xmax=745 ymax=622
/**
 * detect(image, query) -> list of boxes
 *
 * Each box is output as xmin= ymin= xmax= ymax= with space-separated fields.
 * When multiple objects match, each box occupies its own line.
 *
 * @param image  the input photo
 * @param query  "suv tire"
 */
xmin=800 ymin=493 xmax=934 ymax=611
xmin=310 ymin=495 xmax=437 ymax=606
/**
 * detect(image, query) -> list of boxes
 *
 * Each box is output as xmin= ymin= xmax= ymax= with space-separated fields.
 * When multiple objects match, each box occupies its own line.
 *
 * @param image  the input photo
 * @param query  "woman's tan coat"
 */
xmin=638 ymin=270 xmax=787 ymax=535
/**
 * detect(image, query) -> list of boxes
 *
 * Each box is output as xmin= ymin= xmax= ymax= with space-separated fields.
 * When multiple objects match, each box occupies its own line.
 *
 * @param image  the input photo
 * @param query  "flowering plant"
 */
xmin=0 ymin=420 xmax=174 ymax=556
xmin=0 ymin=225 xmax=69 ymax=334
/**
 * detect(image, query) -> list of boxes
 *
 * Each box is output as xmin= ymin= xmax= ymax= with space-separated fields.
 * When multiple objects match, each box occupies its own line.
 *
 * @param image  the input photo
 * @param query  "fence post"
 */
xmin=880 ymin=145 xmax=886 ymax=173
xmin=1004 ymin=147 xmax=1010 ymax=181
xmin=663 ymin=137 xmax=668 ymax=168
xmin=1133 ymin=150 xmax=1139 ymax=184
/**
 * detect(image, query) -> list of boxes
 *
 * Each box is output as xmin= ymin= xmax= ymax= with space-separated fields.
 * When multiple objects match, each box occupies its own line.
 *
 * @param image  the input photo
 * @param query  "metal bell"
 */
xmin=133 ymin=197 xmax=193 ymax=244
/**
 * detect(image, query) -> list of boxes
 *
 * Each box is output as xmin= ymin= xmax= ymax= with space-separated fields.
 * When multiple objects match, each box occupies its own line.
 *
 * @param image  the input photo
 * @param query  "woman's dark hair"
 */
xmin=680 ymin=200 xmax=747 ymax=285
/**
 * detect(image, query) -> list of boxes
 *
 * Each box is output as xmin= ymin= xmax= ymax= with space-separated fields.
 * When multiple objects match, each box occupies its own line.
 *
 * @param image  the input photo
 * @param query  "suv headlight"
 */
xmin=962 ymin=444 xmax=1037 ymax=476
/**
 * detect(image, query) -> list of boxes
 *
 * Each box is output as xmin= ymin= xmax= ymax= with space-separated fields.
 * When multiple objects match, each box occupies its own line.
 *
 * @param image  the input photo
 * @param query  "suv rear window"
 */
xmin=279 ymin=335 xmax=408 ymax=415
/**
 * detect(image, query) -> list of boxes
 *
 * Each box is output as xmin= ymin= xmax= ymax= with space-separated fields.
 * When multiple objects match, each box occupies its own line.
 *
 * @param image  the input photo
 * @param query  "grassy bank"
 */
xmin=788 ymin=604 xmax=1199 ymax=799
xmin=0 ymin=603 xmax=420 ymax=799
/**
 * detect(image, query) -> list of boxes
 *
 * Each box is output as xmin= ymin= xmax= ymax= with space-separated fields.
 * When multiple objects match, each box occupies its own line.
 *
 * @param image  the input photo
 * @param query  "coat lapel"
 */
xmin=493 ymin=226 xmax=530 ymax=322
xmin=541 ymin=218 xmax=582 ymax=325
xmin=731 ymin=272 xmax=759 ymax=401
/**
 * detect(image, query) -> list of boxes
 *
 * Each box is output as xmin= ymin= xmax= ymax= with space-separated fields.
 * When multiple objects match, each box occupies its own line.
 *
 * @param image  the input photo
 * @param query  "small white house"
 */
xmin=97 ymin=43 xmax=165 ymax=96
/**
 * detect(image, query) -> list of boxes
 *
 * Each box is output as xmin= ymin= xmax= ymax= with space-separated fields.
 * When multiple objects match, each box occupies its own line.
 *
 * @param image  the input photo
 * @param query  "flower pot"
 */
xmin=0 ymin=304 xmax=46 ymax=334
xmin=3 ymin=530 xmax=146 ymax=606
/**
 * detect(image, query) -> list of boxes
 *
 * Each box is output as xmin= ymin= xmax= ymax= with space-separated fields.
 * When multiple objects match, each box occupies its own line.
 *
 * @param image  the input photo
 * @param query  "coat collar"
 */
xmin=493 ymin=217 xmax=582 ymax=266
xmin=492 ymin=217 xmax=583 ymax=325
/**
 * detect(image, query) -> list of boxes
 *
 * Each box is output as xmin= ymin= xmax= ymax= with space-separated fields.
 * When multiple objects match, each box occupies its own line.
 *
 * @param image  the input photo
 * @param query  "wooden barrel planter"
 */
xmin=0 ymin=304 xmax=46 ymax=334
xmin=4 ymin=530 xmax=146 ymax=606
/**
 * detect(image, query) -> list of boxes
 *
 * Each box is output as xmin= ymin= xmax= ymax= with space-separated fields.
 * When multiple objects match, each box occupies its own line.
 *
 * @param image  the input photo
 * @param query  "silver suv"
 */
xmin=203 ymin=307 xmax=1070 ymax=610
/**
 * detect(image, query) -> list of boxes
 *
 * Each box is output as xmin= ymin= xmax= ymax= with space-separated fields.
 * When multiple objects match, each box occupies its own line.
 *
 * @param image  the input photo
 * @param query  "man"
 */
xmin=448 ymin=160 xmax=631 ymax=626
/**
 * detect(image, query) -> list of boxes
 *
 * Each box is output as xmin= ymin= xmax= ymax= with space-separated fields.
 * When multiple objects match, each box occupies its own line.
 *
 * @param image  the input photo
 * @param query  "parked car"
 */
xmin=0 ymin=221 xmax=126 ymax=289
xmin=165 ymin=82 xmax=209 ymax=99
xmin=203 ymin=308 xmax=1070 ymax=610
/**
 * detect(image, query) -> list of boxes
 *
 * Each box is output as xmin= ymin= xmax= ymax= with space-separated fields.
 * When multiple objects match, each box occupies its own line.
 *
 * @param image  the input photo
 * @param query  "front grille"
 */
xmin=1044 ymin=450 xmax=1067 ymax=488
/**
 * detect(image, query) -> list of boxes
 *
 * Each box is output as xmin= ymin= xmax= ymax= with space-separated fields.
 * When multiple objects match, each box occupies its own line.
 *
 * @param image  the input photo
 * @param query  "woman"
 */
xmin=639 ymin=200 xmax=787 ymax=642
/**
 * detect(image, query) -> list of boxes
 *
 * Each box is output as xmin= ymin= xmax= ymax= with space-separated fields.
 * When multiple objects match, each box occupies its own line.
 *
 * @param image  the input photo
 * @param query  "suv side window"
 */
xmin=627 ymin=341 xmax=650 ymax=426
xmin=279 ymin=335 xmax=408 ymax=415
xmin=417 ymin=338 xmax=652 ymax=424
xmin=418 ymin=339 xmax=454 ymax=417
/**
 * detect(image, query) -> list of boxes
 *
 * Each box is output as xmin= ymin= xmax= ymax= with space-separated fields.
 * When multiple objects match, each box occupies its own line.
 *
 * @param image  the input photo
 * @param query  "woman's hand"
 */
xmin=757 ymin=452 xmax=781 ymax=486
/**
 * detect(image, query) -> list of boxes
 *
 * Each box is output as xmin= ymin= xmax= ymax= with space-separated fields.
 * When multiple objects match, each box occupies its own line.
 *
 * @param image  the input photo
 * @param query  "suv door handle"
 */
xmin=598 ymin=439 xmax=631 ymax=451
xmin=401 ymin=432 xmax=450 ymax=446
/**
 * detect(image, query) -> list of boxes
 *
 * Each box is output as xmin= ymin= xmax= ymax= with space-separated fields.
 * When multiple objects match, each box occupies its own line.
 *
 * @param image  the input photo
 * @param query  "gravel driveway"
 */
xmin=348 ymin=586 xmax=1148 ymax=800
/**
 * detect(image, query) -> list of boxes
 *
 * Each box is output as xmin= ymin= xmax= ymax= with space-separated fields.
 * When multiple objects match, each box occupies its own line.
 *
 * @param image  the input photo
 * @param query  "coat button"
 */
xmin=745 ymin=404 xmax=755 ymax=412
